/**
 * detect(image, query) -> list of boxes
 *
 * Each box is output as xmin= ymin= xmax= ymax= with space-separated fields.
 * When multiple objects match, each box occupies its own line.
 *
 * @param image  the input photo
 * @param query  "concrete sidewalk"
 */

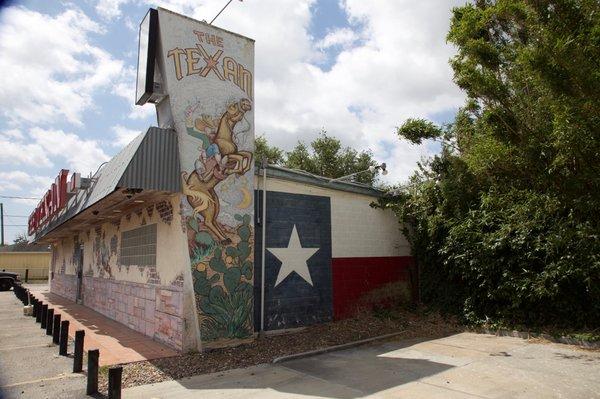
xmin=0 ymin=291 xmax=86 ymax=399
xmin=123 ymin=332 xmax=600 ymax=399
xmin=27 ymin=284 xmax=177 ymax=366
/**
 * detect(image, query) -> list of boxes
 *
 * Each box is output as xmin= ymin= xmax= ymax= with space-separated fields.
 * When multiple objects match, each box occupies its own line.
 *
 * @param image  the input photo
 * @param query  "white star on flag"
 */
xmin=267 ymin=224 xmax=319 ymax=287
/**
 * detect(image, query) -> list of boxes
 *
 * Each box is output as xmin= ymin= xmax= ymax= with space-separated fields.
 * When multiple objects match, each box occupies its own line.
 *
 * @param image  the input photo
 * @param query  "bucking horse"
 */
xmin=181 ymin=99 xmax=253 ymax=244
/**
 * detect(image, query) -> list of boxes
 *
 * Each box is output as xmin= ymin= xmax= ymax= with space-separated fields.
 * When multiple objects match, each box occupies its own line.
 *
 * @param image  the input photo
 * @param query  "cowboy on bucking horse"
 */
xmin=182 ymin=98 xmax=253 ymax=245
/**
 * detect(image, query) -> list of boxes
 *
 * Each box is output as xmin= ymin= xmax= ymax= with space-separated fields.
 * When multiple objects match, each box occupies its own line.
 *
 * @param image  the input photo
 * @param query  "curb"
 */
xmin=476 ymin=328 xmax=600 ymax=349
xmin=272 ymin=331 xmax=405 ymax=364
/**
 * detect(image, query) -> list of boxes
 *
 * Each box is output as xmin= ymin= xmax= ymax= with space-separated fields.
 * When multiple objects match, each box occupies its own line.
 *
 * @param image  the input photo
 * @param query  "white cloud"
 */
xmin=95 ymin=0 xmax=131 ymax=20
xmin=190 ymin=0 xmax=465 ymax=181
xmin=0 ymin=129 xmax=24 ymax=140
xmin=0 ymin=126 xmax=109 ymax=174
xmin=0 ymin=128 xmax=52 ymax=167
xmin=0 ymin=171 xmax=51 ymax=188
xmin=111 ymin=125 xmax=141 ymax=147
xmin=112 ymin=65 xmax=156 ymax=121
xmin=28 ymin=128 xmax=110 ymax=175
xmin=0 ymin=171 xmax=53 ymax=207
xmin=0 ymin=6 xmax=124 ymax=126
xmin=1 ymin=0 xmax=464 ymax=185
xmin=316 ymin=28 xmax=358 ymax=49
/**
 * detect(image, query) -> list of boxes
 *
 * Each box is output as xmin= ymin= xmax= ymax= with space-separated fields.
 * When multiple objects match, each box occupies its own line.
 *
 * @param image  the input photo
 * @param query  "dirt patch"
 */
xmin=97 ymin=307 xmax=462 ymax=393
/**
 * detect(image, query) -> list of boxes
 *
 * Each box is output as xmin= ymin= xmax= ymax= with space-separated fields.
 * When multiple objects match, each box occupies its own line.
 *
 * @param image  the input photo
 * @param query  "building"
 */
xmin=0 ymin=244 xmax=51 ymax=281
xmin=28 ymin=8 xmax=413 ymax=352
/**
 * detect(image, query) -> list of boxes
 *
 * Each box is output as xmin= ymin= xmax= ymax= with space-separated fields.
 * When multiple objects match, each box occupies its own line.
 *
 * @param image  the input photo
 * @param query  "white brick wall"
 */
xmin=255 ymin=176 xmax=411 ymax=258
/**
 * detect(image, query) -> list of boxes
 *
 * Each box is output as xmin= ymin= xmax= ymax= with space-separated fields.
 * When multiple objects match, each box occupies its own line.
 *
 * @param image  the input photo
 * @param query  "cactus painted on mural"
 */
xmin=190 ymin=213 xmax=254 ymax=341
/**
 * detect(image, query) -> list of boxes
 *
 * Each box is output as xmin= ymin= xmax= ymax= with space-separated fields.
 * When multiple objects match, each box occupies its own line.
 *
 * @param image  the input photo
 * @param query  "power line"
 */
xmin=4 ymin=224 xmax=27 ymax=226
xmin=0 ymin=195 xmax=38 ymax=200
xmin=5 ymin=214 xmax=28 ymax=217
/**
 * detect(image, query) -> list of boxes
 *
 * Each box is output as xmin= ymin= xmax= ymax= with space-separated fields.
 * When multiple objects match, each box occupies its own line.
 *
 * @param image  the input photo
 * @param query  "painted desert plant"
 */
xmin=191 ymin=214 xmax=254 ymax=340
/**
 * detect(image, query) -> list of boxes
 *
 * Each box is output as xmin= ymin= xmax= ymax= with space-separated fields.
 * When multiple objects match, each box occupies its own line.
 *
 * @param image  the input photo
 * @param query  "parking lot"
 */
xmin=0 ymin=291 xmax=86 ymax=399
xmin=124 ymin=332 xmax=600 ymax=398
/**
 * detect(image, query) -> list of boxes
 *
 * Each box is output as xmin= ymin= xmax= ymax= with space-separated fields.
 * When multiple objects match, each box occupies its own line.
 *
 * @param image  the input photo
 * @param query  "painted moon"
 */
xmin=236 ymin=187 xmax=252 ymax=209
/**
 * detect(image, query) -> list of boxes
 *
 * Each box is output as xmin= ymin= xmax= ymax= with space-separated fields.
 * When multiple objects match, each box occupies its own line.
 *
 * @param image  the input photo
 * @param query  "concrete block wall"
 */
xmin=332 ymin=256 xmax=413 ymax=319
xmin=256 ymin=176 xmax=411 ymax=258
xmin=255 ymin=177 xmax=414 ymax=324
xmin=49 ymin=273 xmax=78 ymax=302
xmin=82 ymin=276 xmax=184 ymax=350
xmin=253 ymin=191 xmax=333 ymax=331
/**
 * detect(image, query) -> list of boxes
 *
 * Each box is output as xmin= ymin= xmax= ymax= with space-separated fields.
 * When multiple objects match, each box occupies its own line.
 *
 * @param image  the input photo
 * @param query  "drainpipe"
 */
xmin=260 ymin=158 xmax=267 ymax=334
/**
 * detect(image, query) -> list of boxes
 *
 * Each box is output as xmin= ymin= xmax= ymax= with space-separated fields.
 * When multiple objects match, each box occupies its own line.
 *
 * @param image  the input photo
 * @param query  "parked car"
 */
xmin=0 ymin=269 xmax=21 ymax=291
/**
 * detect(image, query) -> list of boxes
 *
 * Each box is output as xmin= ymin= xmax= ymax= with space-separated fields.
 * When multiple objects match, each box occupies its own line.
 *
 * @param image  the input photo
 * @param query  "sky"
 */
xmin=0 ymin=0 xmax=465 ymax=244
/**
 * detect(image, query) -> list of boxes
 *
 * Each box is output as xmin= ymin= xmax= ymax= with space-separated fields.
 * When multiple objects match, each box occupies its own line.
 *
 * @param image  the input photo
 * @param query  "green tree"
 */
xmin=285 ymin=131 xmax=379 ymax=185
xmin=255 ymin=135 xmax=284 ymax=165
xmin=385 ymin=0 xmax=600 ymax=328
xmin=258 ymin=131 xmax=381 ymax=185
xmin=285 ymin=141 xmax=315 ymax=173
xmin=12 ymin=233 xmax=28 ymax=246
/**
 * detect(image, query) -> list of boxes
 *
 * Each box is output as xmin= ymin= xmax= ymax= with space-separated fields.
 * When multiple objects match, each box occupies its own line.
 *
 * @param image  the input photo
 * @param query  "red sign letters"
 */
xmin=28 ymin=170 xmax=71 ymax=235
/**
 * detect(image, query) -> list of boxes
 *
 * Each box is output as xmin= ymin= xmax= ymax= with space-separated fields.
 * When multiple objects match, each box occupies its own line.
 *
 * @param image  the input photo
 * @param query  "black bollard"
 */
xmin=59 ymin=320 xmax=69 ymax=356
xmin=35 ymin=301 xmax=43 ymax=322
xmin=33 ymin=299 xmax=39 ymax=318
xmin=86 ymin=349 xmax=99 ymax=395
xmin=46 ymin=308 xmax=54 ymax=335
xmin=73 ymin=330 xmax=85 ymax=372
xmin=108 ymin=366 xmax=122 ymax=399
xmin=52 ymin=314 xmax=61 ymax=344
xmin=41 ymin=304 xmax=48 ymax=329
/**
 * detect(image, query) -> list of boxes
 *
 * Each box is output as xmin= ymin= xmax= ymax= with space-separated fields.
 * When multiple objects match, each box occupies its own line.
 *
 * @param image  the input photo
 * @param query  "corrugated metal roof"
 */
xmin=118 ymin=127 xmax=181 ymax=192
xmin=32 ymin=127 xmax=180 ymax=241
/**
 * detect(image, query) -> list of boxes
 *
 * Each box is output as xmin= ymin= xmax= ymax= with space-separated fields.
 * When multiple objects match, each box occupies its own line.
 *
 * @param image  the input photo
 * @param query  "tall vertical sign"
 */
xmin=156 ymin=8 xmax=255 ymax=346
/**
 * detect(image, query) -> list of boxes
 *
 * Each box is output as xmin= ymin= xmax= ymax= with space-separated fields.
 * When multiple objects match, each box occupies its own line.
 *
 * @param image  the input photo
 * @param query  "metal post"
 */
xmin=0 ymin=203 xmax=4 ymax=247
xmin=73 ymin=330 xmax=84 ymax=372
xmin=36 ymin=301 xmax=43 ymax=322
xmin=86 ymin=349 xmax=99 ymax=395
xmin=260 ymin=159 xmax=267 ymax=333
xmin=108 ymin=366 xmax=123 ymax=399
xmin=41 ymin=304 xmax=48 ymax=329
xmin=46 ymin=308 xmax=54 ymax=335
xmin=52 ymin=314 xmax=61 ymax=344
xmin=25 ymin=269 xmax=29 ymax=283
xmin=59 ymin=320 xmax=69 ymax=356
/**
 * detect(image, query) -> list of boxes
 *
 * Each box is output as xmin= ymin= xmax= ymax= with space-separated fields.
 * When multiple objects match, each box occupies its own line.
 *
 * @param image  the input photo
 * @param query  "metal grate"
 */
xmin=120 ymin=224 xmax=157 ymax=266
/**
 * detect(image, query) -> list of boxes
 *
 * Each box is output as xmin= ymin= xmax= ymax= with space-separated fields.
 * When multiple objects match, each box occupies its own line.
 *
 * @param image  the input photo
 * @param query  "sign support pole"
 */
xmin=1 ymin=203 xmax=4 ymax=246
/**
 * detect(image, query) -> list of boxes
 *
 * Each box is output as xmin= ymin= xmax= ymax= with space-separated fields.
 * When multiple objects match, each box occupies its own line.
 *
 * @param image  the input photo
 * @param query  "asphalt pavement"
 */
xmin=123 ymin=332 xmax=600 ymax=398
xmin=0 ymin=290 xmax=87 ymax=399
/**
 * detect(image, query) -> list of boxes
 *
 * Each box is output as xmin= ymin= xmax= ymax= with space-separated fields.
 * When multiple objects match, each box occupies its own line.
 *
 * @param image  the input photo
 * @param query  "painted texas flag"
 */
xmin=254 ymin=191 xmax=333 ymax=331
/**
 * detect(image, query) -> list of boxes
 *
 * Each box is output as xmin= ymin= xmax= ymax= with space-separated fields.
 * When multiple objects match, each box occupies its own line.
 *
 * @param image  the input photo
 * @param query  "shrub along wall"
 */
xmin=381 ymin=0 xmax=600 ymax=329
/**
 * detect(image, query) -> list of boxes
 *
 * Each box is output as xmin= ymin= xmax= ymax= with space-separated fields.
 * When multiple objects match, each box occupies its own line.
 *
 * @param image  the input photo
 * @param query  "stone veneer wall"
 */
xmin=81 ymin=276 xmax=184 ymax=350
xmin=50 ymin=273 xmax=78 ymax=302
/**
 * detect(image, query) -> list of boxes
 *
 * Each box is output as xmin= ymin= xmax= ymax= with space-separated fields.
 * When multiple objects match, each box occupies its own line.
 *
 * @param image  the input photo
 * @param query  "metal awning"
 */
xmin=32 ymin=127 xmax=180 ymax=243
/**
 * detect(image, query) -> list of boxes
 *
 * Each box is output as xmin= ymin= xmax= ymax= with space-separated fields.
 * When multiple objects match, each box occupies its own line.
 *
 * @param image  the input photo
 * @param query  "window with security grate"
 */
xmin=120 ymin=224 xmax=157 ymax=266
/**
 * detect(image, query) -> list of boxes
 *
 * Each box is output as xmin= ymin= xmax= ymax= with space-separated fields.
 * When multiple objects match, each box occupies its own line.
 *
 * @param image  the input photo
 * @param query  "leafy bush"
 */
xmin=383 ymin=0 xmax=600 ymax=329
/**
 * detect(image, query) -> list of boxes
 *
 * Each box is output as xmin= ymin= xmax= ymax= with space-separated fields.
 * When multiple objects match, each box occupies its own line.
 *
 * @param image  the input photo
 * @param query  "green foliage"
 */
xmin=255 ymin=135 xmax=284 ymax=165
xmin=385 ymin=0 xmax=600 ymax=328
xmin=286 ymin=130 xmax=379 ymax=184
xmin=258 ymin=130 xmax=380 ymax=185
xmin=12 ymin=233 xmax=29 ymax=247
xmin=191 ymin=213 xmax=254 ymax=340
xmin=397 ymin=119 xmax=445 ymax=145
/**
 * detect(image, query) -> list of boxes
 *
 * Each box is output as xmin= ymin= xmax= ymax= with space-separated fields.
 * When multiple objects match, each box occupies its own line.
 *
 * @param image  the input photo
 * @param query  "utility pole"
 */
xmin=0 ymin=203 xmax=4 ymax=246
